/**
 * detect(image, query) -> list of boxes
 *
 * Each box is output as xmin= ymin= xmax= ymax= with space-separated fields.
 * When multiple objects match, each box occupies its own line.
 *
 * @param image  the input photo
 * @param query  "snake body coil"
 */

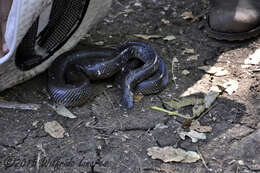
xmin=48 ymin=41 xmax=168 ymax=108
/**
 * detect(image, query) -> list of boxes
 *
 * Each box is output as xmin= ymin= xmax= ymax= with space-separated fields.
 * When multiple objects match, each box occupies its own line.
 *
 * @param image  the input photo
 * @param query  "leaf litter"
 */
xmin=178 ymin=129 xmax=206 ymax=143
xmin=198 ymin=66 xmax=229 ymax=76
xmin=134 ymin=34 xmax=162 ymax=40
xmin=163 ymin=35 xmax=176 ymax=41
xmin=44 ymin=121 xmax=65 ymax=139
xmin=147 ymin=146 xmax=201 ymax=163
xmin=50 ymin=104 xmax=77 ymax=119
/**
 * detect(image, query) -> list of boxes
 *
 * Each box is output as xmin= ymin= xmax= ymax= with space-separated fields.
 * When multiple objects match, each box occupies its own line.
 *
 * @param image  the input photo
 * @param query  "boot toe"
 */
xmin=209 ymin=7 xmax=260 ymax=33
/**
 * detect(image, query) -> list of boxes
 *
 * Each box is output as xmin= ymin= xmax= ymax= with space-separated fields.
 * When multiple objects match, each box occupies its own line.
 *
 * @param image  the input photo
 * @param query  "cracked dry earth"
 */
xmin=0 ymin=0 xmax=260 ymax=173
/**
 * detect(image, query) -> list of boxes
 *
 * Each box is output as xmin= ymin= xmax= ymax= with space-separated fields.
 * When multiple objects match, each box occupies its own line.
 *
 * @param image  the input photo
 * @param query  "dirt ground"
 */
xmin=0 ymin=0 xmax=260 ymax=172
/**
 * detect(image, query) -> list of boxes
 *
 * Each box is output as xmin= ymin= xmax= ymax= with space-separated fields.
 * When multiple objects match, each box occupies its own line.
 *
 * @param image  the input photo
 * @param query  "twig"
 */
xmin=196 ymin=146 xmax=212 ymax=172
xmin=85 ymin=123 xmax=113 ymax=130
xmin=171 ymin=57 xmax=177 ymax=88
xmin=70 ymin=121 xmax=84 ymax=131
xmin=197 ymin=103 xmax=216 ymax=120
xmin=151 ymin=106 xmax=192 ymax=119
xmin=0 ymin=100 xmax=41 ymax=111
xmin=36 ymin=152 xmax=41 ymax=173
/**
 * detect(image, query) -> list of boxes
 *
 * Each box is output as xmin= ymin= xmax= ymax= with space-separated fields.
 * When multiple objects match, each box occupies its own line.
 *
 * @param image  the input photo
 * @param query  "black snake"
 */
xmin=48 ymin=41 xmax=168 ymax=108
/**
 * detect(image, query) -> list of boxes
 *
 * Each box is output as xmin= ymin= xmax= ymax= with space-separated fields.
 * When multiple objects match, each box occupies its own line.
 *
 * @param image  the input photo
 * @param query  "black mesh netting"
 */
xmin=16 ymin=0 xmax=90 ymax=70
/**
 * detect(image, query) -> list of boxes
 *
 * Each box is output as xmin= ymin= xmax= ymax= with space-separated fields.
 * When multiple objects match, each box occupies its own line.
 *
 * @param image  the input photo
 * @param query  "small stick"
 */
xmin=197 ymin=146 xmax=212 ymax=172
xmin=171 ymin=57 xmax=177 ymax=88
xmin=0 ymin=100 xmax=41 ymax=111
xmin=151 ymin=106 xmax=192 ymax=119
xmin=197 ymin=103 xmax=216 ymax=120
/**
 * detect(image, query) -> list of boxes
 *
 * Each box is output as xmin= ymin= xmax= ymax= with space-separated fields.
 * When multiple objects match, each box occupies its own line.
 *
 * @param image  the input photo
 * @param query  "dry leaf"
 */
xmin=32 ymin=121 xmax=39 ymax=128
xmin=179 ymin=129 xmax=206 ymax=143
xmin=192 ymin=104 xmax=206 ymax=117
xmin=172 ymin=57 xmax=179 ymax=63
xmin=134 ymin=34 xmax=162 ymax=40
xmin=147 ymin=146 xmax=200 ymax=163
xmin=204 ymin=90 xmax=220 ymax=108
xmin=51 ymin=105 xmax=77 ymax=119
xmin=244 ymin=49 xmax=260 ymax=65
xmin=44 ymin=121 xmax=65 ymax=139
xmin=154 ymin=123 xmax=168 ymax=130
xmin=134 ymin=2 xmax=142 ymax=7
xmin=106 ymin=85 xmax=113 ymax=88
xmin=182 ymin=70 xmax=190 ymax=75
xmin=94 ymin=41 xmax=104 ymax=46
xmin=182 ymin=48 xmax=195 ymax=55
xmin=161 ymin=18 xmax=170 ymax=24
xmin=181 ymin=11 xmax=195 ymax=20
xmin=163 ymin=35 xmax=176 ymax=41
xmin=115 ymin=9 xmax=134 ymax=17
xmin=164 ymin=97 xmax=203 ymax=110
xmin=198 ymin=66 xmax=229 ymax=76
xmin=134 ymin=93 xmax=144 ymax=103
xmin=190 ymin=120 xmax=212 ymax=133
xmin=187 ymin=55 xmax=199 ymax=61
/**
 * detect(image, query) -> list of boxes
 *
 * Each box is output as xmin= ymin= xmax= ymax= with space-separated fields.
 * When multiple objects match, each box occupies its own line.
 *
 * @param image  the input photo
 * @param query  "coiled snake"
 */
xmin=48 ymin=41 xmax=168 ymax=108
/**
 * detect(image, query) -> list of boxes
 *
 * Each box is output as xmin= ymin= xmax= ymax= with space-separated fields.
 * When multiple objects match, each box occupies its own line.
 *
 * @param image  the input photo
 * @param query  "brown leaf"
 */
xmin=181 ymin=12 xmax=195 ymax=20
xmin=44 ymin=121 xmax=65 ymax=139
xmin=190 ymin=120 xmax=212 ymax=133
xmin=147 ymin=146 xmax=201 ymax=163
xmin=134 ymin=93 xmax=144 ymax=103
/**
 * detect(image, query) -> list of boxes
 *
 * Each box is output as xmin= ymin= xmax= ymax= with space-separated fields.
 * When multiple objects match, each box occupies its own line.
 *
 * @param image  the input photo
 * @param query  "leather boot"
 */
xmin=207 ymin=0 xmax=260 ymax=41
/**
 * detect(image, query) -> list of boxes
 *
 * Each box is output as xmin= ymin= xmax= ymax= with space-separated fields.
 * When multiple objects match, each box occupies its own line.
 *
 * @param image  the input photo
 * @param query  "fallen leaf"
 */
xmin=244 ymin=49 xmax=260 ymax=65
xmin=134 ymin=93 xmax=144 ymax=103
xmin=182 ymin=48 xmax=195 ymax=55
xmin=106 ymin=85 xmax=113 ymax=88
xmin=218 ymin=79 xmax=239 ymax=95
xmin=134 ymin=2 xmax=142 ymax=7
xmin=192 ymin=104 xmax=206 ymax=117
xmin=44 ymin=121 xmax=65 ymax=139
xmin=190 ymin=120 xmax=212 ymax=133
xmin=51 ymin=105 xmax=77 ymax=119
xmin=204 ymin=90 xmax=220 ymax=108
xmin=32 ymin=121 xmax=39 ymax=128
xmin=163 ymin=35 xmax=176 ymax=41
xmin=154 ymin=123 xmax=168 ymax=130
xmin=187 ymin=55 xmax=199 ymax=61
xmin=179 ymin=129 xmax=206 ymax=143
xmin=181 ymin=11 xmax=195 ymax=20
xmin=164 ymin=97 xmax=203 ymax=110
xmin=172 ymin=57 xmax=179 ymax=63
xmin=134 ymin=34 xmax=162 ymax=40
xmin=182 ymin=70 xmax=190 ymax=75
xmin=161 ymin=18 xmax=170 ymax=24
xmin=198 ymin=66 xmax=229 ymax=76
xmin=94 ymin=41 xmax=104 ymax=46
xmin=147 ymin=146 xmax=200 ymax=163
xmin=115 ymin=9 xmax=134 ymax=17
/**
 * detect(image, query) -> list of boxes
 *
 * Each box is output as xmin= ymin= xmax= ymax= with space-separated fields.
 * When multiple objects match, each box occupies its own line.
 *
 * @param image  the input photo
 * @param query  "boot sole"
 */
xmin=206 ymin=16 xmax=260 ymax=41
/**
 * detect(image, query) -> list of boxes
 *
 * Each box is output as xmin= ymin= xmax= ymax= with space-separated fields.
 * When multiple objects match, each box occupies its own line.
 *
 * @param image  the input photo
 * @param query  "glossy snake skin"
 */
xmin=48 ymin=41 xmax=168 ymax=108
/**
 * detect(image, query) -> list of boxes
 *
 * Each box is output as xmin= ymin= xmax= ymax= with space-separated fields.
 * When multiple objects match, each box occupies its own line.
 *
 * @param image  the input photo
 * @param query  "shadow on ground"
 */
xmin=0 ymin=0 xmax=259 ymax=172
